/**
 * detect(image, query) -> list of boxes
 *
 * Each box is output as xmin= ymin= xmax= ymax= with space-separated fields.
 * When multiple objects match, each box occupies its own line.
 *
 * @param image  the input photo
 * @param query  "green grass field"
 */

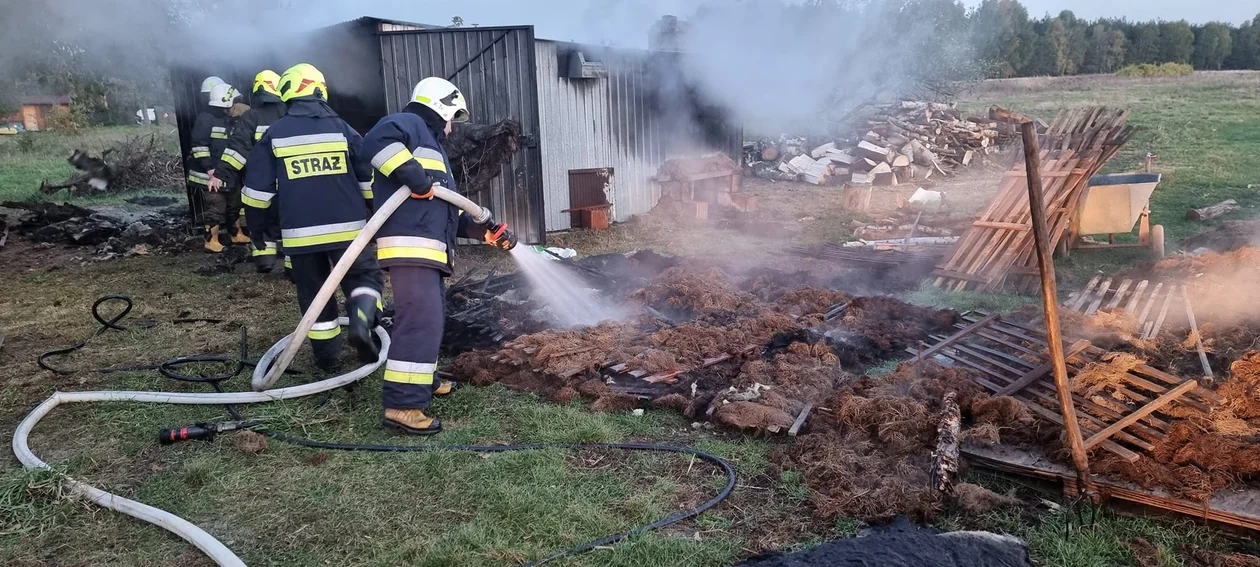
xmin=0 ymin=125 xmax=181 ymax=203
xmin=4 ymin=74 xmax=1260 ymax=566
xmin=961 ymin=72 xmax=1260 ymax=276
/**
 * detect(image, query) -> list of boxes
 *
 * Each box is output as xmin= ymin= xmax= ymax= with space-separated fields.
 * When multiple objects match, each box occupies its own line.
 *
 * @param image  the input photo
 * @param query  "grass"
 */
xmin=0 ymin=124 xmax=180 ymax=202
xmin=5 ymin=74 xmax=1260 ymax=565
xmin=961 ymin=71 xmax=1260 ymax=281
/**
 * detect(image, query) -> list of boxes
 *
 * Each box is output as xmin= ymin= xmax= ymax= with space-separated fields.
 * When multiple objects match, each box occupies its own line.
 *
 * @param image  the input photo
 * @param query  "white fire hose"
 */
xmin=12 ymin=321 xmax=391 ymax=567
xmin=256 ymin=185 xmax=491 ymax=390
xmin=14 ymin=184 xmax=495 ymax=567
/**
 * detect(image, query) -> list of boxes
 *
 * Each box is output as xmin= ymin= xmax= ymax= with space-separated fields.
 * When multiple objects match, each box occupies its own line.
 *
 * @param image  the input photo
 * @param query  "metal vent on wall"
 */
xmin=565 ymin=51 xmax=608 ymax=79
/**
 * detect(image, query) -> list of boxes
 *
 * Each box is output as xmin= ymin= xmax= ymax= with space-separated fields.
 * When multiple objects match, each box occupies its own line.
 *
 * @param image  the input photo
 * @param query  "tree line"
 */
xmin=970 ymin=0 xmax=1260 ymax=77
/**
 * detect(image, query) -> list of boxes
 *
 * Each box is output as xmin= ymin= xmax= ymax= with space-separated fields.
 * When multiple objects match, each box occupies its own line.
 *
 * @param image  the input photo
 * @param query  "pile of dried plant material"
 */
xmin=1087 ymin=351 xmax=1260 ymax=502
xmin=771 ymin=361 xmax=1039 ymax=522
xmin=821 ymin=296 xmax=960 ymax=367
xmin=1071 ymin=352 xmax=1145 ymax=398
xmin=630 ymin=265 xmax=759 ymax=317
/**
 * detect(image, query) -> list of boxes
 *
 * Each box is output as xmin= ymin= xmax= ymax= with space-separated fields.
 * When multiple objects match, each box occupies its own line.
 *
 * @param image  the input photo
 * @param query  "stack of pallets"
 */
xmin=932 ymin=107 xmax=1138 ymax=293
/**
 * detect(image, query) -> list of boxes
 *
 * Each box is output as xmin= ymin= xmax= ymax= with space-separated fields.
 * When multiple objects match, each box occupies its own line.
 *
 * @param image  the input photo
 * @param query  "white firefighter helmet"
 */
xmin=411 ymin=77 xmax=469 ymax=123
xmin=201 ymin=76 xmax=224 ymax=94
xmin=208 ymin=83 xmax=239 ymax=108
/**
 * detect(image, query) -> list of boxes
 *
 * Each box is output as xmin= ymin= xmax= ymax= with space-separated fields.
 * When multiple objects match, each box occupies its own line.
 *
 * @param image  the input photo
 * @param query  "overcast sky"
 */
xmin=319 ymin=0 xmax=1260 ymax=47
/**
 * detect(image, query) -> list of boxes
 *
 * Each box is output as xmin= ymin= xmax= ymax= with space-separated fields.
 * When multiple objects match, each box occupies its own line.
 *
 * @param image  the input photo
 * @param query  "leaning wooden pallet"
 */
xmin=932 ymin=107 xmax=1138 ymax=292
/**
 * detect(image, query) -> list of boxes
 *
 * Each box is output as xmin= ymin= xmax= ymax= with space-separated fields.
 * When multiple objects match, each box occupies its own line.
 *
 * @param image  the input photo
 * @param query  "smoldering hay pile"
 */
xmin=452 ymin=262 xmax=1049 ymax=521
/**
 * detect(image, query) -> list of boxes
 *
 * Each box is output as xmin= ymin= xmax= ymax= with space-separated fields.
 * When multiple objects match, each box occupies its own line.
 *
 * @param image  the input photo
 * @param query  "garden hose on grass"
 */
xmin=13 ymin=297 xmax=737 ymax=567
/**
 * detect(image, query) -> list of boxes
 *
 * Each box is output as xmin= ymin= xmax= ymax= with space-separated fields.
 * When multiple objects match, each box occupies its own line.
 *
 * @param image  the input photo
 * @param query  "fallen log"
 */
xmin=931 ymin=391 xmax=961 ymax=494
xmin=1185 ymin=199 xmax=1239 ymax=221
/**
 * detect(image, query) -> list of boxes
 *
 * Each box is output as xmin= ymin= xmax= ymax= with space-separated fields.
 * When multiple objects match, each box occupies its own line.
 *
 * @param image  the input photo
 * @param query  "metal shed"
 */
xmin=169 ymin=16 xmax=739 ymax=244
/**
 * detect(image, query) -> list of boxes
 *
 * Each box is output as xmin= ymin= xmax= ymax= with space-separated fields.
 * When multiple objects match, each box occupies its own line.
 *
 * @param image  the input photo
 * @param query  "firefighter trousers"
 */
xmin=202 ymin=187 xmax=242 ymax=228
xmin=382 ymin=266 xmax=445 ymax=410
xmin=290 ymin=246 xmax=385 ymax=367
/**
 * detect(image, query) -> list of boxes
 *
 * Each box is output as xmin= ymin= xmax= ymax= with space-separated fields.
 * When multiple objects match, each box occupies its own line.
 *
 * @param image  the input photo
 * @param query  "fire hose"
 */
xmin=256 ymin=185 xmax=490 ymax=390
xmin=12 ymin=187 xmax=739 ymax=566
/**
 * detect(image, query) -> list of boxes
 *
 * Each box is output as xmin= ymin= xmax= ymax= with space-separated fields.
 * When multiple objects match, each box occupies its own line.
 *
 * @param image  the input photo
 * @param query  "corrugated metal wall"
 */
xmin=379 ymin=27 xmax=546 ymax=245
xmin=535 ymin=41 xmax=664 ymax=230
xmin=534 ymin=41 xmax=743 ymax=231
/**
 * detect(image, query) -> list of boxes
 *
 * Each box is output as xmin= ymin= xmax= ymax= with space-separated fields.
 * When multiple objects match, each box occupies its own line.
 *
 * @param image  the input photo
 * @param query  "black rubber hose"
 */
xmin=51 ymin=296 xmax=738 ymax=566
xmin=38 ymin=295 xmax=154 ymax=374
xmin=256 ymin=432 xmax=737 ymax=567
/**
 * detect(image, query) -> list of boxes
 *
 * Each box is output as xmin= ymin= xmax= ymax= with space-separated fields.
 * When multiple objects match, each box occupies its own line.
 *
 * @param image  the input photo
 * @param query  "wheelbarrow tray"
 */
xmin=1076 ymin=173 xmax=1161 ymax=235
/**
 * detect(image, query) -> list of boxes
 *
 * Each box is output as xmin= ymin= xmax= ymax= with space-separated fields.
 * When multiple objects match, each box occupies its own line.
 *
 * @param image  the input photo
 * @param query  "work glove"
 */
xmin=484 ymin=222 xmax=517 ymax=251
xmin=410 ymin=182 xmax=435 ymax=200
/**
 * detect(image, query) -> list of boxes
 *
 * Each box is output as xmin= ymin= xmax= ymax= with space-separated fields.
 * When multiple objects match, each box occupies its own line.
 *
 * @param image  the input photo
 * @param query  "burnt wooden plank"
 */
xmin=1083 ymin=380 xmax=1198 ymax=449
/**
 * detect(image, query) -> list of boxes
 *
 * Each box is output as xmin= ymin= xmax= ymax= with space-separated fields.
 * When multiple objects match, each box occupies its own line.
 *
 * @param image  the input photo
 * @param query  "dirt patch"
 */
xmin=953 ymin=483 xmax=1020 ymax=514
xmin=234 ymin=430 xmax=268 ymax=455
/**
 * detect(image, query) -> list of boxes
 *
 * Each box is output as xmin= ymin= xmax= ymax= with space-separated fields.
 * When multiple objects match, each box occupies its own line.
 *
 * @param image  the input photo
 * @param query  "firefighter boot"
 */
xmin=253 ymin=253 xmax=277 ymax=274
xmin=347 ymin=294 xmax=381 ymax=364
xmin=433 ymin=379 xmax=458 ymax=397
xmin=383 ymin=408 xmax=442 ymax=435
xmin=230 ymin=218 xmax=251 ymax=244
xmin=203 ymin=225 xmax=225 ymax=253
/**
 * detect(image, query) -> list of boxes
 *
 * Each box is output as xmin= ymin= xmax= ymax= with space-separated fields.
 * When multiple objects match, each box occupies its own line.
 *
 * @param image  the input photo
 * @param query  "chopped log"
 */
xmin=826 ymin=150 xmax=857 ymax=166
xmin=854 ymin=158 xmax=879 ymax=172
xmin=850 ymin=172 xmax=872 ymax=185
xmin=891 ymin=153 xmax=912 ymax=168
xmin=855 ymin=140 xmax=892 ymax=163
xmin=873 ymin=171 xmax=898 ymax=186
xmin=810 ymin=142 xmax=835 ymax=159
xmin=841 ymin=183 xmax=873 ymax=211
xmin=868 ymin=161 xmax=893 ymax=175
xmin=961 ymin=150 xmax=975 ymax=166
xmin=885 ymin=133 xmax=909 ymax=147
xmin=931 ymin=391 xmax=961 ymax=494
xmin=1186 ymin=199 xmax=1240 ymax=221
xmin=760 ymin=146 xmax=779 ymax=162
xmin=785 ymin=154 xmax=815 ymax=175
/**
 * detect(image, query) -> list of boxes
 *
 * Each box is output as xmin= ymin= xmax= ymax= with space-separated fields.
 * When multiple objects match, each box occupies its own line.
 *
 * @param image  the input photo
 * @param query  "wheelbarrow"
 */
xmin=1059 ymin=173 xmax=1165 ymax=258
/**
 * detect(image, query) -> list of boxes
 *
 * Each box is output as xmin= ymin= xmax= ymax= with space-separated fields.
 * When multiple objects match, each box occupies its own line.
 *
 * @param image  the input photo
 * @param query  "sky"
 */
xmin=320 ymin=0 xmax=1260 ymax=47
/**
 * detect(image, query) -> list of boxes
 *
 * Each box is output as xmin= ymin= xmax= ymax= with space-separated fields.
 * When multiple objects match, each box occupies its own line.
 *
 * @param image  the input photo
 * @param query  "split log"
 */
xmin=854 ymin=158 xmax=879 ymax=172
xmin=760 ymin=146 xmax=780 ymax=161
xmin=810 ymin=142 xmax=835 ymax=159
xmin=826 ymin=150 xmax=857 ymax=166
xmin=855 ymin=140 xmax=892 ymax=163
xmin=931 ymin=391 xmax=961 ymax=494
xmin=891 ymin=153 xmax=912 ymax=168
xmin=1185 ymin=199 xmax=1240 ymax=221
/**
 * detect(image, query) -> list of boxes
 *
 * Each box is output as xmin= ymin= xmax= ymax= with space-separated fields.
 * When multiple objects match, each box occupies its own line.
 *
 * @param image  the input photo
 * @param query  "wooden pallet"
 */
xmin=1063 ymin=277 xmax=1182 ymax=339
xmin=910 ymin=312 xmax=1218 ymax=462
xmin=965 ymin=444 xmax=1260 ymax=532
xmin=933 ymin=108 xmax=1137 ymax=293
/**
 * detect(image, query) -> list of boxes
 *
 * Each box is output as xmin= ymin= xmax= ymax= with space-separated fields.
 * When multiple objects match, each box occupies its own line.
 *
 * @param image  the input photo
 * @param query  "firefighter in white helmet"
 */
xmin=190 ymin=83 xmax=239 ymax=252
xmin=359 ymin=77 xmax=516 ymax=435
xmin=186 ymin=76 xmax=224 ymax=227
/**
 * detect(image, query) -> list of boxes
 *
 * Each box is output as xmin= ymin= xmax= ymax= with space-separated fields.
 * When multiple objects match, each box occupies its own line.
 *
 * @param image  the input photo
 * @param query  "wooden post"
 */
xmin=1021 ymin=121 xmax=1094 ymax=496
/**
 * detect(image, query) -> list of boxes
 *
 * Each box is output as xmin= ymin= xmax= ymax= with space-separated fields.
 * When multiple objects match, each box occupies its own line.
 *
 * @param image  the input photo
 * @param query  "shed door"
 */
xmin=379 ymin=27 xmax=545 ymax=245
xmin=22 ymin=106 xmax=40 ymax=131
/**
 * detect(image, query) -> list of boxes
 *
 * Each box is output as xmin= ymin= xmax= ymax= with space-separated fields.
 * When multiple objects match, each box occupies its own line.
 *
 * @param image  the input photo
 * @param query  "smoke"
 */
xmin=671 ymin=1 xmax=980 ymax=135
xmin=2 ymin=0 xmax=979 ymax=136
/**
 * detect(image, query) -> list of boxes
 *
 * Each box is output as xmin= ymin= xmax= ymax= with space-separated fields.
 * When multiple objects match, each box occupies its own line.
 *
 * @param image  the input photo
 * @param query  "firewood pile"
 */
xmin=744 ymin=102 xmax=1024 ymax=186
xmin=39 ymin=135 xmax=183 ymax=196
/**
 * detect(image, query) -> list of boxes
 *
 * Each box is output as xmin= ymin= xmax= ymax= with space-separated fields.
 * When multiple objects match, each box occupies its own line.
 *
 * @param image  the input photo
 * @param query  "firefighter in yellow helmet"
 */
xmin=210 ymin=70 xmax=288 ymax=271
xmin=241 ymin=64 xmax=382 ymax=371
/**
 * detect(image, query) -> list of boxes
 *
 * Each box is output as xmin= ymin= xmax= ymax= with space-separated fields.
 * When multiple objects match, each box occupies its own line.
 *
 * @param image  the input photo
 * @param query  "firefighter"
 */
xmin=209 ymin=70 xmax=288 ymax=272
xmin=186 ymin=76 xmax=224 ymax=229
xmin=360 ymin=77 xmax=517 ymax=435
xmin=191 ymin=82 xmax=239 ymax=252
xmin=241 ymin=63 xmax=383 ymax=371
